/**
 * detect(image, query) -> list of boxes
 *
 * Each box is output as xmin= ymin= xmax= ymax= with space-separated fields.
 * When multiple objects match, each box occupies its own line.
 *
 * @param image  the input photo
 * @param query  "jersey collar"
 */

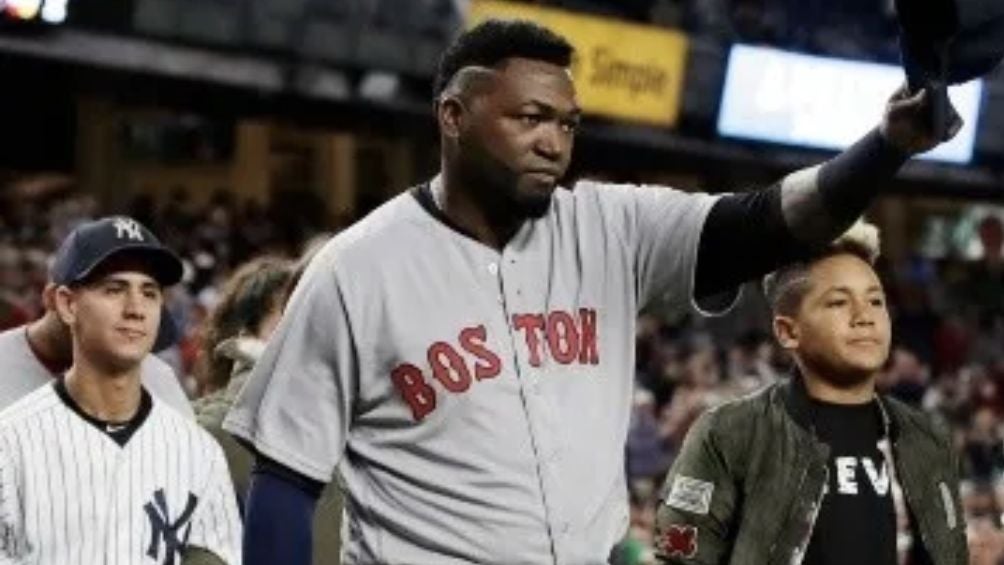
xmin=53 ymin=379 xmax=153 ymax=447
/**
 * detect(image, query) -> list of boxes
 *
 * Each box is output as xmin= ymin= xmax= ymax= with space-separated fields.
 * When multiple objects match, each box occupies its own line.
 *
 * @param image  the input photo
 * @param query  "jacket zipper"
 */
xmin=766 ymin=463 xmax=808 ymax=562
xmin=879 ymin=397 xmax=936 ymax=564
xmin=767 ymin=456 xmax=827 ymax=565
xmin=790 ymin=465 xmax=828 ymax=565
xmin=892 ymin=438 xmax=934 ymax=563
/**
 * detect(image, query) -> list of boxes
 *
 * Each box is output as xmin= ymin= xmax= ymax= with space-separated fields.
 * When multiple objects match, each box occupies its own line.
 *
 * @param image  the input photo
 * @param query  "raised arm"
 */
xmin=694 ymin=87 xmax=961 ymax=299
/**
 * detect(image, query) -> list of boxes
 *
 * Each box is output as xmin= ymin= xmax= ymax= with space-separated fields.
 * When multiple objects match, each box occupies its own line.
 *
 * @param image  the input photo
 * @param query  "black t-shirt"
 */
xmin=803 ymin=399 xmax=898 ymax=565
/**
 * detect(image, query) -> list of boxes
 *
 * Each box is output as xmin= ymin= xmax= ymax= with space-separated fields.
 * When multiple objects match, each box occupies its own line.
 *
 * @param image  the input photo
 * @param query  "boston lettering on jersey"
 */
xmin=391 ymin=308 xmax=600 ymax=421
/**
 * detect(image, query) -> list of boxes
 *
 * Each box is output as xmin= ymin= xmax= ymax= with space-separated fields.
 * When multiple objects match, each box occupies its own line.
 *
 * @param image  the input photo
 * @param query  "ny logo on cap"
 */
xmin=113 ymin=218 xmax=144 ymax=241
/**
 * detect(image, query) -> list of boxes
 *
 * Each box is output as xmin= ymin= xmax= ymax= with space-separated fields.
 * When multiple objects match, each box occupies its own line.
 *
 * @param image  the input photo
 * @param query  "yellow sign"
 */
xmin=467 ymin=0 xmax=688 ymax=127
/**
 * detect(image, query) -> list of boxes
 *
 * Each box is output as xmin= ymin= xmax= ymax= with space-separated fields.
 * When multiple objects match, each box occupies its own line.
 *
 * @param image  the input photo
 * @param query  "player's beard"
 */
xmin=512 ymin=178 xmax=555 ymax=219
xmin=463 ymin=163 xmax=554 ymax=223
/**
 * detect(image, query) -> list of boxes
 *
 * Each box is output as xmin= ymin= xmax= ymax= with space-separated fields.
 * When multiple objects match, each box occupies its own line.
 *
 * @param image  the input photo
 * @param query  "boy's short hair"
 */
xmin=763 ymin=220 xmax=881 ymax=316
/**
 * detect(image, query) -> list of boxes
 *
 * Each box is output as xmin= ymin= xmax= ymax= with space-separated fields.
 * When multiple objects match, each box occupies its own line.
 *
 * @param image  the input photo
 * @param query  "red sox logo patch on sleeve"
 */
xmin=658 ymin=524 xmax=698 ymax=558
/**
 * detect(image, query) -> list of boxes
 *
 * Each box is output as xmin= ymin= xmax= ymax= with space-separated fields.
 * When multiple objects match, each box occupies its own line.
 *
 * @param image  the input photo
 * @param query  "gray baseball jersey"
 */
xmin=225 ymin=179 xmax=719 ymax=564
xmin=0 ymin=382 xmax=241 ymax=564
xmin=0 ymin=326 xmax=194 ymax=418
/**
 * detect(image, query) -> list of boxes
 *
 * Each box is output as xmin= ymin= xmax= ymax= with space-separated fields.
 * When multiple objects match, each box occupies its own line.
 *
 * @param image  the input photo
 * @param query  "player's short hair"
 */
xmin=200 ymin=256 xmax=293 ymax=392
xmin=763 ymin=220 xmax=881 ymax=317
xmin=433 ymin=19 xmax=574 ymax=98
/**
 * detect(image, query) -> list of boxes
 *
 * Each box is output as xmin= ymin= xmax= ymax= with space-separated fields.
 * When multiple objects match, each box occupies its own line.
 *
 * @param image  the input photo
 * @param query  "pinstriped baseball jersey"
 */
xmin=0 ymin=382 xmax=241 ymax=564
xmin=0 ymin=327 xmax=194 ymax=419
xmin=225 ymin=178 xmax=719 ymax=564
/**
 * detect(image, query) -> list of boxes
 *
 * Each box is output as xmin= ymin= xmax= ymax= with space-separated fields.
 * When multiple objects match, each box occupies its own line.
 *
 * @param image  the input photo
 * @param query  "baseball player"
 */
xmin=0 ymin=219 xmax=193 ymax=417
xmin=224 ymin=19 xmax=958 ymax=565
xmin=0 ymin=216 xmax=241 ymax=564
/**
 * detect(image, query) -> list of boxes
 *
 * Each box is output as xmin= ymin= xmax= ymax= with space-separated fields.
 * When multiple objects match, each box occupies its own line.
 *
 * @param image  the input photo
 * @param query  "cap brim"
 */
xmin=71 ymin=244 xmax=184 ymax=287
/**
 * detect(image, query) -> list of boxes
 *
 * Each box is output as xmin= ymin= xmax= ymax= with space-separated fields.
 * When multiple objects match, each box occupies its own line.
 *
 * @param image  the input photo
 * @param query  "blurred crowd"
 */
xmin=2 ymin=182 xmax=1004 ymax=564
xmin=0 ymin=182 xmax=327 ymax=394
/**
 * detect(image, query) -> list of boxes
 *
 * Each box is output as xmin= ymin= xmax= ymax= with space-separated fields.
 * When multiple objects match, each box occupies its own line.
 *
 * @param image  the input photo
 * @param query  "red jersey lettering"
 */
xmin=459 ymin=325 xmax=502 ymax=381
xmin=546 ymin=311 xmax=579 ymax=365
xmin=428 ymin=342 xmax=473 ymax=393
xmin=512 ymin=314 xmax=546 ymax=367
xmin=390 ymin=363 xmax=437 ymax=422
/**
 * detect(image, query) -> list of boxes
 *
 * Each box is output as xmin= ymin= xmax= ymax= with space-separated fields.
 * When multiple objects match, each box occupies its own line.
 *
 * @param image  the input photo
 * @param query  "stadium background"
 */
xmin=1 ymin=0 xmax=1003 ymax=562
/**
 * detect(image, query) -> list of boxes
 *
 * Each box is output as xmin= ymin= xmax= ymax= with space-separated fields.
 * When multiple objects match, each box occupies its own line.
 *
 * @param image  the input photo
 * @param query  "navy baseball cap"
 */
xmin=50 ymin=216 xmax=184 ymax=351
xmin=897 ymin=0 xmax=1004 ymax=86
xmin=896 ymin=0 xmax=1004 ymax=139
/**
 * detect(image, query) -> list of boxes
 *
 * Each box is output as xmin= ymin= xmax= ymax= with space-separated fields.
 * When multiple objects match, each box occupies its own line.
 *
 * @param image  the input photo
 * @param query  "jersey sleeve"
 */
xmin=185 ymin=442 xmax=243 ymax=565
xmin=582 ymin=181 xmax=720 ymax=313
xmin=222 ymin=243 xmax=356 ymax=483
xmin=0 ymin=435 xmax=27 ymax=562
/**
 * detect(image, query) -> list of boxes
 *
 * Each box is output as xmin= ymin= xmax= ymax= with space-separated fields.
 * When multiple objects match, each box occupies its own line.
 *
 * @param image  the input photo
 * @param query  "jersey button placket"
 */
xmin=500 ymin=251 xmax=566 ymax=557
xmin=487 ymin=261 xmax=505 ymax=303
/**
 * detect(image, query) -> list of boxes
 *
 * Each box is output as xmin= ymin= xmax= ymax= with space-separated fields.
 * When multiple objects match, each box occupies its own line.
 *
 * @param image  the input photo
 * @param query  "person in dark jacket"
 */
xmin=655 ymin=221 xmax=968 ymax=565
xmin=194 ymin=254 xmax=344 ymax=565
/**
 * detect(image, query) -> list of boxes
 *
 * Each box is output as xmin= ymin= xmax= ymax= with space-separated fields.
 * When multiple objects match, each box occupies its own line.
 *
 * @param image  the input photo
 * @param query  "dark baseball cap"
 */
xmin=897 ymin=0 xmax=1004 ymax=86
xmin=896 ymin=0 xmax=1004 ymax=138
xmin=50 ymin=216 xmax=184 ymax=351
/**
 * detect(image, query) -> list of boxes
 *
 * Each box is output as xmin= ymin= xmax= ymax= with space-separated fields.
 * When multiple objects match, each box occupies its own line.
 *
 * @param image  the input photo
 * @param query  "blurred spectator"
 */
xmin=968 ymin=515 xmax=1004 ymax=565
xmin=963 ymin=480 xmax=1002 ymax=526
xmin=934 ymin=313 xmax=973 ymax=375
xmin=881 ymin=346 xmax=931 ymax=407
xmin=193 ymin=256 xmax=293 ymax=398
xmin=0 ymin=243 xmax=31 ymax=331
xmin=193 ymin=251 xmax=343 ymax=564
xmin=963 ymin=408 xmax=1004 ymax=483
xmin=193 ymin=255 xmax=293 ymax=500
xmin=725 ymin=329 xmax=779 ymax=393
xmin=627 ymin=389 xmax=672 ymax=483
xmin=959 ymin=216 xmax=1004 ymax=318
xmin=659 ymin=342 xmax=723 ymax=447
xmin=891 ymin=259 xmax=941 ymax=365
xmin=615 ymin=486 xmax=659 ymax=565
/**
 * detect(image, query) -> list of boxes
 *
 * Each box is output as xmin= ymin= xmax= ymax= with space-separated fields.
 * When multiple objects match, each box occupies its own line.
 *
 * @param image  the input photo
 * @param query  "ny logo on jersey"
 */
xmin=144 ymin=489 xmax=198 ymax=565
xmin=113 ymin=217 xmax=144 ymax=241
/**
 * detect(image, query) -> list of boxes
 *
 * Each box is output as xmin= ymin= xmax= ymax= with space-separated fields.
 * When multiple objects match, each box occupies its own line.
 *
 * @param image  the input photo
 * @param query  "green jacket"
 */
xmin=195 ymin=337 xmax=344 ymax=565
xmin=654 ymin=377 xmax=968 ymax=565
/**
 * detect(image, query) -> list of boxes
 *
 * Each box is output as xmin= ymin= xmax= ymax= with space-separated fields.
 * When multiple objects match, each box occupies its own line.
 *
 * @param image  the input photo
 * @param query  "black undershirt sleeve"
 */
xmin=695 ymin=129 xmax=908 ymax=300
xmin=694 ymin=185 xmax=812 ymax=300
xmin=816 ymin=129 xmax=906 ymax=225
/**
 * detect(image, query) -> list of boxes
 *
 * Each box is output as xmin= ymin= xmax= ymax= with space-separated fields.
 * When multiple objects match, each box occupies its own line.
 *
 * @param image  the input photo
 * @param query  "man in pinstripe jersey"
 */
xmin=0 ymin=217 xmax=194 ymax=418
xmin=0 ymin=217 xmax=240 ymax=564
